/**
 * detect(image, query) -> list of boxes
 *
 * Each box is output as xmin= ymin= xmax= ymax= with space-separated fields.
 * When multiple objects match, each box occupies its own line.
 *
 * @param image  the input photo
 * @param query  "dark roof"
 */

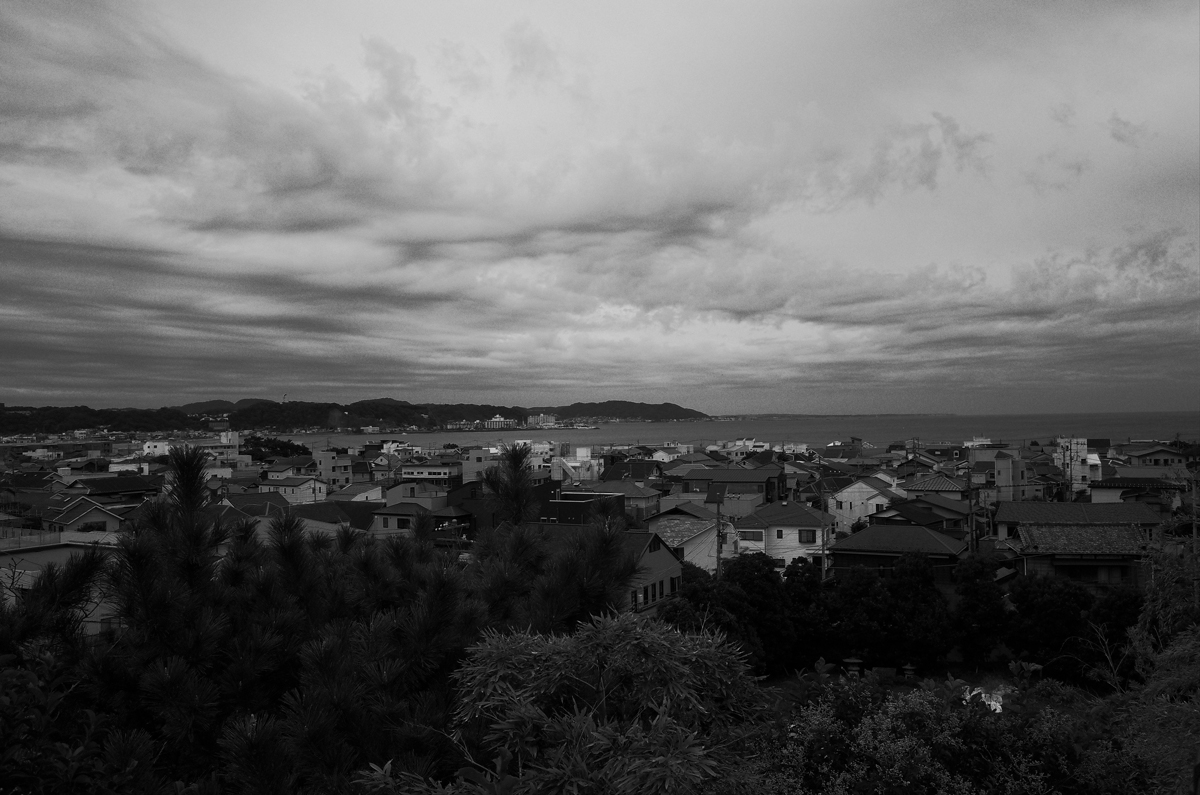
xmin=644 ymin=502 xmax=718 ymax=522
xmin=224 ymin=492 xmax=292 ymax=515
xmin=736 ymin=501 xmax=831 ymax=529
xmin=336 ymin=501 xmax=386 ymax=530
xmin=872 ymin=503 xmax=945 ymax=527
xmin=600 ymin=461 xmax=664 ymax=482
xmin=904 ymin=474 xmax=966 ymax=493
xmin=682 ymin=468 xmax=781 ymax=484
xmin=1090 ymin=478 xmax=1184 ymax=490
xmin=829 ymin=525 xmax=966 ymax=557
xmin=289 ymin=502 xmax=351 ymax=525
xmin=910 ymin=493 xmax=971 ymax=515
xmin=373 ymin=502 xmax=430 ymax=516
xmin=994 ymin=502 xmax=1160 ymax=526
xmin=67 ymin=475 xmax=158 ymax=495
xmin=431 ymin=505 xmax=472 ymax=518
xmin=1019 ymin=525 xmax=1149 ymax=556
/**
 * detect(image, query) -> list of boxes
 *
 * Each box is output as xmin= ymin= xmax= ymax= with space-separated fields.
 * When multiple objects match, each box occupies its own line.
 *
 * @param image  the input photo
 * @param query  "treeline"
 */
xmin=663 ymin=553 xmax=1145 ymax=681
xmin=0 ymin=405 xmax=205 ymax=435
xmin=526 ymin=400 xmax=708 ymax=420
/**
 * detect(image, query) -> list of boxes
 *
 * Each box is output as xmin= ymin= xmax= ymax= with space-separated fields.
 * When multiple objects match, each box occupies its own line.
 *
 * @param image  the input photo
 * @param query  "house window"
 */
xmin=631 ymin=590 xmax=638 ymax=610
xmin=643 ymin=585 xmax=649 ymax=604
xmin=669 ymin=576 xmax=678 ymax=594
xmin=776 ymin=528 xmax=783 ymax=539
xmin=739 ymin=530 xmax=764 ymax=542
xmin=383 ymin=518 xmax=389 ymax=529
xmin=799 ymin=528 xmax=816 ymax=544
xmin=658 ymin=580 xmax=664 ymax=599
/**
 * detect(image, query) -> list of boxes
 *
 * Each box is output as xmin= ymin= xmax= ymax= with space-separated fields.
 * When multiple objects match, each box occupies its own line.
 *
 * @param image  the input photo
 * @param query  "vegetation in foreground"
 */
xmin=2 ymin=446 xmax=1198 ymax=793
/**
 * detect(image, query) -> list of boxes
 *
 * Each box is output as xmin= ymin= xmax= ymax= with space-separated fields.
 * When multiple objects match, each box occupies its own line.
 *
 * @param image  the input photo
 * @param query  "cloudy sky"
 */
xmin=1 ymin=0 xmax=1197 ymax=415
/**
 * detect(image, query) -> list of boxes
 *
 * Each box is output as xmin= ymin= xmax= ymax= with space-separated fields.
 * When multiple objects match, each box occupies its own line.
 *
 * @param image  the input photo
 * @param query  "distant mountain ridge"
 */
xmin=0 ymin=398 xmax=707 ymax=434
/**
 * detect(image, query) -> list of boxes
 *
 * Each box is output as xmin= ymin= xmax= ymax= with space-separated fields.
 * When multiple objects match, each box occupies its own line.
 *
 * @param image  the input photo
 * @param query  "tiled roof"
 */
xmin=994 ymin=502 xmax=1160 ymax=526
xmin=736 ymin=501 xmax=830 ymax=529
xmin=829 ymin=525 xmax=966 ymax=556
xmin=1091 ymin=478 xmax=1184 ymax=490
xmin=904 ymin=474 xmax=966 ymax=493
xmin=911 ymin=494 xmax=971 ymax=515
xmin=1019 ymin=525 xmax=1149 ymax=556
xmin=652 ymin=517 xmax=716 ymax=547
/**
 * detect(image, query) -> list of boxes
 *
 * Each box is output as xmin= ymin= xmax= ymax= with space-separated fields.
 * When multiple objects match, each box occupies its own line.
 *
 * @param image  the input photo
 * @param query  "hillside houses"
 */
xmin=3 ymin=428 xmax=1195 ymax=611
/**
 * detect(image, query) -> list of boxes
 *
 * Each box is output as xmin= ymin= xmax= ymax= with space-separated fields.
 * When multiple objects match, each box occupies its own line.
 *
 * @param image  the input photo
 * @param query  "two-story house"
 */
xmin=734 ymin=500 xmax=833 ymax=569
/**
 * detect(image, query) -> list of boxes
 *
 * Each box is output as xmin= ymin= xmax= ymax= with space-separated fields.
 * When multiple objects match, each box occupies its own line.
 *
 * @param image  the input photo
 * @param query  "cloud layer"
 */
xmin=1 ymin=0 xmax=1197 ymax=413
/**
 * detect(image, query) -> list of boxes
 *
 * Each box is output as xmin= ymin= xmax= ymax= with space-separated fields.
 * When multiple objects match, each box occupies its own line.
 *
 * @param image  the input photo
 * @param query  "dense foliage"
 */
xmin=3 ymin=445 xmax=1197 ymax=793
xmin=240 ymin=433 xmax=312 ymax=461
xmin=661 ymin=550 xmax=1149 ymax=685
xmin=0 ymin=405 xmax=204 ymax=435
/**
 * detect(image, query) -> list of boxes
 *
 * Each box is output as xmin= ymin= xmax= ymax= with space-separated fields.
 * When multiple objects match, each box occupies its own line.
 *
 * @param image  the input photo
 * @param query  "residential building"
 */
xmin=825 ymin=477 xmax=906 ymax=532
xmin=992 ymin=501 xmax=1160 ymax=542
xmin=734 ymin=501 xmax=833 ymax=568
xmin=258 ymin=476 xmax=327 ymax=505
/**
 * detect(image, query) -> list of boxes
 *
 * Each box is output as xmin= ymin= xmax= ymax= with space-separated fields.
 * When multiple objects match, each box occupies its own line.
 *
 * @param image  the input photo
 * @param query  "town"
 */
xmin=4 ymin=421 xmax=1196 ymax=621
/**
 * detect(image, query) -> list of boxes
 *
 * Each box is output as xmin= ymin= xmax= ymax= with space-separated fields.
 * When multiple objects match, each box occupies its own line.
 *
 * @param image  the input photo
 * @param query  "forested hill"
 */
xmin=0 ymin=399 xmax=708 ymax=433
xmin=527 ymin=401 xmax=707 ymax=421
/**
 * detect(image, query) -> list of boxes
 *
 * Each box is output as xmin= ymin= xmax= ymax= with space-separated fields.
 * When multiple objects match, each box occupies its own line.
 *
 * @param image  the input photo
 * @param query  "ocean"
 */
xmin=284 ymin=410 xmax=1200 ymax=452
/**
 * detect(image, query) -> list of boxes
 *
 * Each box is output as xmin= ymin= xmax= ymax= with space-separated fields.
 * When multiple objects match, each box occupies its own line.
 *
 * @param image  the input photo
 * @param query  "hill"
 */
xmin=171 ymin=398 xmax=273 ymax=415
xmin=530 ymin=401 xmax=707 ymax=421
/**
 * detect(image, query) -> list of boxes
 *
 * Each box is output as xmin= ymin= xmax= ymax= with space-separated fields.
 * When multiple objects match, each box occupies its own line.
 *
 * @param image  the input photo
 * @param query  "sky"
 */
xmin=1 ymin=0 xmax=1198 ymax=415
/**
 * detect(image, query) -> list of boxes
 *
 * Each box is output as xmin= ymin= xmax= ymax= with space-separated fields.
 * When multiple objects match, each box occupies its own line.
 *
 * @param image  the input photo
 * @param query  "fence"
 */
xmin=0 ymin=529 xmax=62 ymax=551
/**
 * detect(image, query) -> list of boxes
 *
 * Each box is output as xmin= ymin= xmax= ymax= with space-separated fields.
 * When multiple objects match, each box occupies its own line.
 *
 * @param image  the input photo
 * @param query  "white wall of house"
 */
xmin=736 ymin=523 xmax=827 ymax=565
xmin=828 ymin=483 xmax=893 ymax=531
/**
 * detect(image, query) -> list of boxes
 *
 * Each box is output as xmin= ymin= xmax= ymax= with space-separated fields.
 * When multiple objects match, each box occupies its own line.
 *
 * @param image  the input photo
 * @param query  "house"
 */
xmin=645 ymin=503 xmax=729 ymax=573
xmin=1120 ymin=444 xmax=1188 ymax=468
xmin=565 ymin=481 xmax=661 ymax=521
xmin=901 ymin=474 xmax=967 ymax=502
xmin=56 ymin=475 xmax=160 ymax=502
xmin=993 ymin=502 xmax=1160 ymax=542
xmin=315 ymin=450 xmax=357 ymax=489
xmin=41 ymin=497 xmax=127 ymax=534
xmin=371 ymin=502 xmax=430 ymax=535
xmin=600 ymin=460 xmax=665 ymax=486
xmin=678 ymin=466 xmax=786 ymax=504
xmin=385 ymin=481 xmax=448 ymax=511
xmin=327 ymin=482 xmax=385 ymax=502
xmin=1017 ymin=525 xmax=1150 ymax=588
xmin=398 ymin=460 xmax=463 ymax=490
xmin=1088 ymin=477 xmax=1184 ymax=514
xmin=258 ymin=476 xmax=327 ymax=505
xmin=734 ymin=501 xmax=833 ymax=568
xmin=825 ymin=477 xmax=906 ymax=532
xmin=622 ymin=531 xmax=683 ymax=615
xmin=828 ymin=525 xmax=967 ymax=583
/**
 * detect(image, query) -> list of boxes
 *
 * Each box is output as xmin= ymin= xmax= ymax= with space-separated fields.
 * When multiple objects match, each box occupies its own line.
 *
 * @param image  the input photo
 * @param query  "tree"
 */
xmin=720 ymin=553 xmax=797 ymax=674
xmin=951 ymin=553 xmax=1011 ymax=666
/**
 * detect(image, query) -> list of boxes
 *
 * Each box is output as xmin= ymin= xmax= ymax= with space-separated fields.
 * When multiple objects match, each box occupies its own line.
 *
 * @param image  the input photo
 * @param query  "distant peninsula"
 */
xmin=0 ymin=399 xmax=708 ymax=434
